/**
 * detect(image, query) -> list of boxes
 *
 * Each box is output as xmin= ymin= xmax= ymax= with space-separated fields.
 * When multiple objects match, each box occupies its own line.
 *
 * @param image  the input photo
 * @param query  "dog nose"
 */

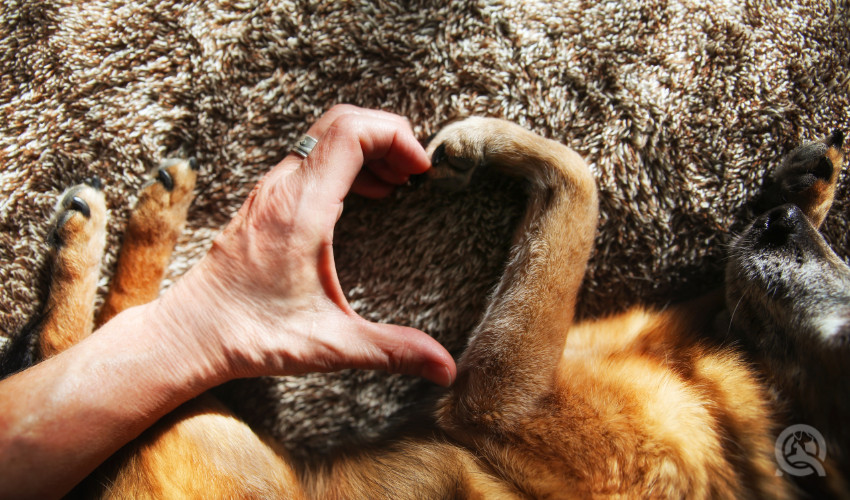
xmin=761 ymin=204 xmax=803 ymax=245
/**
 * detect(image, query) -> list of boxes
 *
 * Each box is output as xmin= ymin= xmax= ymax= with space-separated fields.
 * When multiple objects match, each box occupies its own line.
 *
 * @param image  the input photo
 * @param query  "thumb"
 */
xmin=350 ymin=319 xmax=457 ymax=387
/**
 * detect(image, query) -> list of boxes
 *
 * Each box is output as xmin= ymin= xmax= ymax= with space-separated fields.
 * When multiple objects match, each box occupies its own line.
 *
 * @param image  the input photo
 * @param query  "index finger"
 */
xmin=296 ymin=113 xmax=430 ymax=204
xmin=308 ymin=104 xmax=413 ymax=139
xmin=283 ymin=104 xmax=413 ymax=164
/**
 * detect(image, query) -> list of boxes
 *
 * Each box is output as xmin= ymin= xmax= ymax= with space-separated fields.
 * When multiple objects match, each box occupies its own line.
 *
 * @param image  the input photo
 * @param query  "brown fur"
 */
xmin=85 ymin=394 xmax=301 ymax=500
xmin=31 ymin=119 xmax=848 ymax=498
xmin=95 ymin=160 xmax=198 ymax=327
xmin=38 ymin=185 xmax=107 ymax=357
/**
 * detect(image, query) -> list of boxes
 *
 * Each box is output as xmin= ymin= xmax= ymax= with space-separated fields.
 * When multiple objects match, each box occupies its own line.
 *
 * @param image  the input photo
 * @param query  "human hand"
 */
xmin=158 ymin=105 xmax=456 ymax=387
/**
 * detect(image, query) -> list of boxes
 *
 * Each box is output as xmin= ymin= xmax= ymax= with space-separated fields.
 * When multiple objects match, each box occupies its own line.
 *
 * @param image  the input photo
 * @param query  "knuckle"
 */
xmin=332 ymin=112 xmax=361 ymax=129
xmin=386 ymin=341 xmax=412 ymax=375
xmin=327 ymin=103 xmax=359 ymax=118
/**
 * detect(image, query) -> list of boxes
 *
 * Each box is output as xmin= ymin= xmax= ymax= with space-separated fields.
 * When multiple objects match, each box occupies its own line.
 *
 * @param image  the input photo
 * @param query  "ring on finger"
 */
xmin=291 ymin=134 xmax=318 ymax=159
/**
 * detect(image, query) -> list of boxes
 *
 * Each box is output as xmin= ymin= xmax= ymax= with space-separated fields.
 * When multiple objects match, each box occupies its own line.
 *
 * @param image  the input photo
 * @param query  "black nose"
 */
xmin=760 ymin=204 xmax=803 ymax=246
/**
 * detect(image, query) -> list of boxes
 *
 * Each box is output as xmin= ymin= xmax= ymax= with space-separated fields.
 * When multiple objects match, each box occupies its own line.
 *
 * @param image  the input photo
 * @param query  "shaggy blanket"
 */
xmin=1 ymin=0 xmax=848 ymax=456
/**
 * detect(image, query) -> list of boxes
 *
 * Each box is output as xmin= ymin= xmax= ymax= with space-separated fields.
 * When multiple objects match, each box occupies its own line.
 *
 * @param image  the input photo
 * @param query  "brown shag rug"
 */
xmin=1 ymin=0 xmax=848 ymax=456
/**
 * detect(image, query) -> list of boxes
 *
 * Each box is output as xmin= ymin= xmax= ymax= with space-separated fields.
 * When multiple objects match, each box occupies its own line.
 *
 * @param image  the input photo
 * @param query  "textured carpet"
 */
xmin=1 ymin=0 xmax=848 ymax=456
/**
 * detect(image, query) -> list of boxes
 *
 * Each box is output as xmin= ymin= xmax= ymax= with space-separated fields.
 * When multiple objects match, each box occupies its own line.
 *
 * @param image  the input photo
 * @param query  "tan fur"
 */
xmin=39 ymin=185 xmax=107 ymax=357
xmin=95 ymin=160 xmax=198 ymax=327
xmin=544 ymin=306 xmax=784 ymax=498
xmin=37 ymin=119 xmax=831 ymax=498
xmin=305 ymin=437 xmax=523 ymax=499
xmin=86 ymin=394 xmax=302 ymax=500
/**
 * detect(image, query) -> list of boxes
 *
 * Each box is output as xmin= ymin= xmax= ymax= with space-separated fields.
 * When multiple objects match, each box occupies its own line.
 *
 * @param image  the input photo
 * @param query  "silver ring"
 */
xmin=291 ymin=134 xmax=318 ymax=158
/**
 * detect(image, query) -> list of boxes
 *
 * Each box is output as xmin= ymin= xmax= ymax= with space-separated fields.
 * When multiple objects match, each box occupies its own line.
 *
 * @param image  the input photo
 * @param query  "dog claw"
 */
xmin=69 ymin=196 xmax=91 ymax=218
xmin=188 ymin=157 xmax=199 ymax=171
xmin=431 ymin=143 xmax=448 ymax=167
xmin=157 ymin=168 xmax=174 ymax=191
xmin=84 ymin=177 xmax=103 ymax=190
xmin=431 ymin=143 xmax=476 ymax=172
xmin=409 ymin=173 xmax=428 ymax=189
xmin=828 ymin=129 xmax=844 ymax=149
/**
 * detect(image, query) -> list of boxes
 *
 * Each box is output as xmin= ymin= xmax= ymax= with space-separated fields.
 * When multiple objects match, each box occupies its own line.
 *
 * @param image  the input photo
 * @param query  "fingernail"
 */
xmin=422 ymin=362 xmax=453 ymax=387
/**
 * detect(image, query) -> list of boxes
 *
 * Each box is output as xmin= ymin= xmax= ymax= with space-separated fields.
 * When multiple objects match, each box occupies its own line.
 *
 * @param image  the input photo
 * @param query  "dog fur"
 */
xmin=2 ymin=118 xmax=847 ymax=498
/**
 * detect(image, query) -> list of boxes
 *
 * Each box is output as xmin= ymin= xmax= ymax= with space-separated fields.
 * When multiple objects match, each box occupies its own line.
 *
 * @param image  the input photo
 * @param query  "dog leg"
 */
xmin=773 ymin=129 xmax=844 ymax=228
xmin=38 ymin=181 xmax=108 ymax=358
xmin=95 ymin=159 xmax=198 ymax=327
xmin=67 ymin=160 xmax=305 ymax=498
xmin=426 ymin=117 xmax=598 ymax=433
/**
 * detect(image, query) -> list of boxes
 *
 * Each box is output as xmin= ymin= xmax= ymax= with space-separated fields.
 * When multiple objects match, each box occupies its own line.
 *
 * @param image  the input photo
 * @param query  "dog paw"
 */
xmin=131 ymin=158 xmax=198 ymax=235
xmin=772 ymin=130 xmax=844 ymax=228
xmin=775 ymin=130 xmax=843 ymax=195
xmin=139 ymin=157 xmax=199 ymax=211
xmin=36 ymin=181 xmax=108 ymax=356
xmin=423 ymin=118 xmax=496 ymax=191
xmin=48 ymin=181 xmax=107 ymax=251
xmin=422 ymin=117 xmax=580 ymax=195
xmin=92 ymin=159 xmax=198 ymax=326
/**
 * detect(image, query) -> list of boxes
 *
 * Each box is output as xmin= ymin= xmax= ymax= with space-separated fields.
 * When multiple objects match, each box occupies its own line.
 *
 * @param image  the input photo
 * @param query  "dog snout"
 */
xmin=758 ymin=204 xmax=803 ymax=247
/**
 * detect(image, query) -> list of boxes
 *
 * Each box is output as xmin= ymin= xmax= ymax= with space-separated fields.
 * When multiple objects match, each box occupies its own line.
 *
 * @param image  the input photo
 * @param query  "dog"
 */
xmin=1 ymin=117 xmax=847 ymax=498
xmin=724 ymin=129 xmax=850 ymax=497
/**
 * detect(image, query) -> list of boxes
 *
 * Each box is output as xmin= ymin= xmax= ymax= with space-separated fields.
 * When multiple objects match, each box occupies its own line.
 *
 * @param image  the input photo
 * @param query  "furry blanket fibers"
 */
xmin=1 ymin=0 xmax=848 ymax=455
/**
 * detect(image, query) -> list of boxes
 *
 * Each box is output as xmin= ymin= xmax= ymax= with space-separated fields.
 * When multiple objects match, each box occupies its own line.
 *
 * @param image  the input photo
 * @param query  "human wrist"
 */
xmin=92 ymin=301 xmax=225 ymax=400
xmin=0 ymin=302 xmax=222 ymax=500
xmin=143 ymin=266 xmax=238 ymax=387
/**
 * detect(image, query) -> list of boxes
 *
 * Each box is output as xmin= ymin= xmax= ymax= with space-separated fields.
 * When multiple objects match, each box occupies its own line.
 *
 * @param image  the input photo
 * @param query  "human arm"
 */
xmin=0 ymin=105 xmax=456 ymax=499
